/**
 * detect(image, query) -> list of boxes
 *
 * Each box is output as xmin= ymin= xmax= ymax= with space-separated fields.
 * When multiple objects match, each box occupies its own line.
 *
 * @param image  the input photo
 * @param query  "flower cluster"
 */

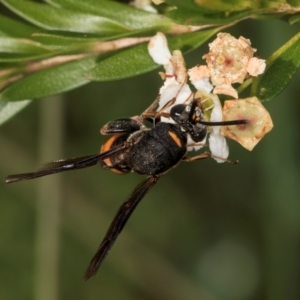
xmin=147 ymin=32 xmax=273 ymax=162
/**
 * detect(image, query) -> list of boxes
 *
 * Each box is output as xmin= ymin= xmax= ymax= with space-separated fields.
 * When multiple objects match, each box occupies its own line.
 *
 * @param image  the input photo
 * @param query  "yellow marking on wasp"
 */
xmin=168 ymin=131 xmax=182 ymax=148
xmin=100 ymin=133 xmax=123 ymax=168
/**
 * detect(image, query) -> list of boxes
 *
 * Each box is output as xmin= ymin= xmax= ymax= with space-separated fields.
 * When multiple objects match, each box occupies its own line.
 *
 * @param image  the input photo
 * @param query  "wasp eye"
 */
xmin=170 ymin=104 xmax=186 ymax=118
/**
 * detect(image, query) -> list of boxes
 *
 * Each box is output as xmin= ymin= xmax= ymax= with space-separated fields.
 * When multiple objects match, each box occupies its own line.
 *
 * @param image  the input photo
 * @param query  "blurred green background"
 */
xmin=1 ymin=19 xmax=300 ymax=300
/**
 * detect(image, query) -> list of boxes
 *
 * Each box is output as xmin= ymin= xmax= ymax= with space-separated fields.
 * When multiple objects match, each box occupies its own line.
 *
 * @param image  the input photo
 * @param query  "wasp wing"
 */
xmin=5 ymin=142 xmax=131 ymax=184
xmin=83 ymin=175 xmax=160 ymax=280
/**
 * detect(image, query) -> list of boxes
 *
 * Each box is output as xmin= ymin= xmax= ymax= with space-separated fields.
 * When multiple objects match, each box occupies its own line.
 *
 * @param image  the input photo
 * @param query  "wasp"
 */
xmin=5 ymin=96 xmax=248 ymax=280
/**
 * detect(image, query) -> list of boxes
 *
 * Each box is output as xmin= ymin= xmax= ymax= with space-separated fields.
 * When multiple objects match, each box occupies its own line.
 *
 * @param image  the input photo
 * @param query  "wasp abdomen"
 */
xmin=129 ymin=123 xmax=187 ymax=175
xmin=100 ymin=133 xmax=131 ymax=174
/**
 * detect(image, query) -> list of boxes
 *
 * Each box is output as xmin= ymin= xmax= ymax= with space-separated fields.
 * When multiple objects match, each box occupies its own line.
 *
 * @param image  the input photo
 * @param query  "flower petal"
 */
xmin=221 ymin=97 xmax=273 ymax=151
xmin=209 ymin=133 xmax=229 ymax=163
xmin=209 ymin=94 xmax=223 ymax=134
xmin=159 ymin=83 xmax=192 ymax=122
xmin=148 ymin=32 xmax=171 ymax=65
xmin=191 ymin=78 xmax=213 ymax=93
xmin=247 ymin=57 xmax=266 ymax=76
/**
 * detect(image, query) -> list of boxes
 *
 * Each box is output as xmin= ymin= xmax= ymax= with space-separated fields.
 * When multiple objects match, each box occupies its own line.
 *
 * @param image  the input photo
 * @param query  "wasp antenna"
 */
xmin=188 ymin=99 xmax=197 ymax=122
xmin=199 ymin=119 xmax=249 ymax=126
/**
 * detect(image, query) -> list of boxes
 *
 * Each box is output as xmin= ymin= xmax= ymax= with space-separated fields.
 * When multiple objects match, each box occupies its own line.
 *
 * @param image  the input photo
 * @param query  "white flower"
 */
xmin=148 ymin=32 xmax=192 ymax=122
xmin=159 ymin=84 xmax=192 ymax=123
xmin=221 ymin=97 xmax=273 ymax=151
xmin=206 ymin=93 xmax=230 ymax=162
xmin=131 ymin=0 xmax=158 ymax=13
xmin=209 ymin=133 xmax=229 ymax=163
xmin=147 ymin=32 xmax=272 ymax=163
xmin=188 ymin=65 xmax=213 ymax=93
xmin=148 ymin=33 xmax=229 ymax=162
xmin=202 ymin=32 xmax=266 ymax=98
xmin=190 ymin=77 xmax=213 ymax=94
xmin=148 ymin=32 xmax=171 ymax=66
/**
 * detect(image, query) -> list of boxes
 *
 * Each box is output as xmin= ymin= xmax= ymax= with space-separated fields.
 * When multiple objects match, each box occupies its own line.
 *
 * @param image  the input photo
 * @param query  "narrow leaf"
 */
xmin=0 ymin=52 xmax=59 ymax=63
xmin=252 ymin=32 xmax=300 ymax=101
xmin=289 ymin=14 xmax=300 ymax=25
xmin=43 ymin=0 xmax=174 ymax=30
xmin=91 ymin=29 xmax=220 ymax=81
xmin=164 ymin=0 xmax=216 ymax=12
xmin=0 ymin=57 xmax=99 ymax=101
xmin=191 ymin=0 xmax=258 ymax=11
xmin=31 ymin=28 xmax=153 ymax=47
xmin=2 ymin=0 xmax=130 ymax=35
xmin=0 ymin=37 xmax=52 ymax=54
xmin=166 ymin=7 xmax=256 ymax=25
xmin=0 ymin=14 xmax=38 ymax=38
xmin=32 ymin=32 xmax=101 ymax=46
xmin=0 ymin=99 xmax=31 ymax=125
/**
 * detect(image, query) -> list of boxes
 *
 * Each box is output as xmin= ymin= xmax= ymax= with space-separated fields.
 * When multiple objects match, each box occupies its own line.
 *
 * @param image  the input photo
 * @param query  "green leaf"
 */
xmin=0 ymin=56 xmax=99 ymax=101
xmin=1 ymin=0 xmax=131 ymax=35
xmin=289 ymin=14 xmax=300 ymax=25
xmin=0 ymin=99 xmax=31 ymax=125
xmin=0 ymin=37 xmax=52 ymax=54
xmin=30 ymin=31 xmax=132 ymax=51
xmin=164 ymin=0 xmax=217 ymax=12
xmin=91 ymin=29 xmax=220 ymax=81
xmin=0 ymin=52 xmax=59 ymax=63
xmin=43 ymin=0 xmax=174 ymax=30
xmin=191 ymin=0 xmax=258 ymax=11
xmin=0 ymin=28 xmax=220 ymax=100
xmin=31 ymin=28 xmax=157 ymax=48
xmin=252 ymin=32 xmax=300 ymax=101
xmin=165 ymin=0 xmax=262 ymax=15
xmin=32 ymin=32 xmax=102 ymax=46
xmin=166 ymin=7 xmax=255 ymax=25
xmin=0 ymin=14 xmax=38 ymax=38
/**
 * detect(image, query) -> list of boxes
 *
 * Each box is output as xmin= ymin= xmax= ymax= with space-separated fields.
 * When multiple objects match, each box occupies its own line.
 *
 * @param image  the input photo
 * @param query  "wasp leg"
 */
xmin=187 ymin=142 xmax=207 ymax=148
xmin=83 ymin=175 xmax=160 ymax=280
xmin=182 ymin=151 xmax=238 ymax=164
xmin=101 ymin=118 xmax=144 ymax=135
xmin=141 ymin=94 xmax=160 ymax=114
xmin=142 ymin=111 xmax=170 ymax=120
xmin=142 ymin=97 xmax=176 ymax=125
